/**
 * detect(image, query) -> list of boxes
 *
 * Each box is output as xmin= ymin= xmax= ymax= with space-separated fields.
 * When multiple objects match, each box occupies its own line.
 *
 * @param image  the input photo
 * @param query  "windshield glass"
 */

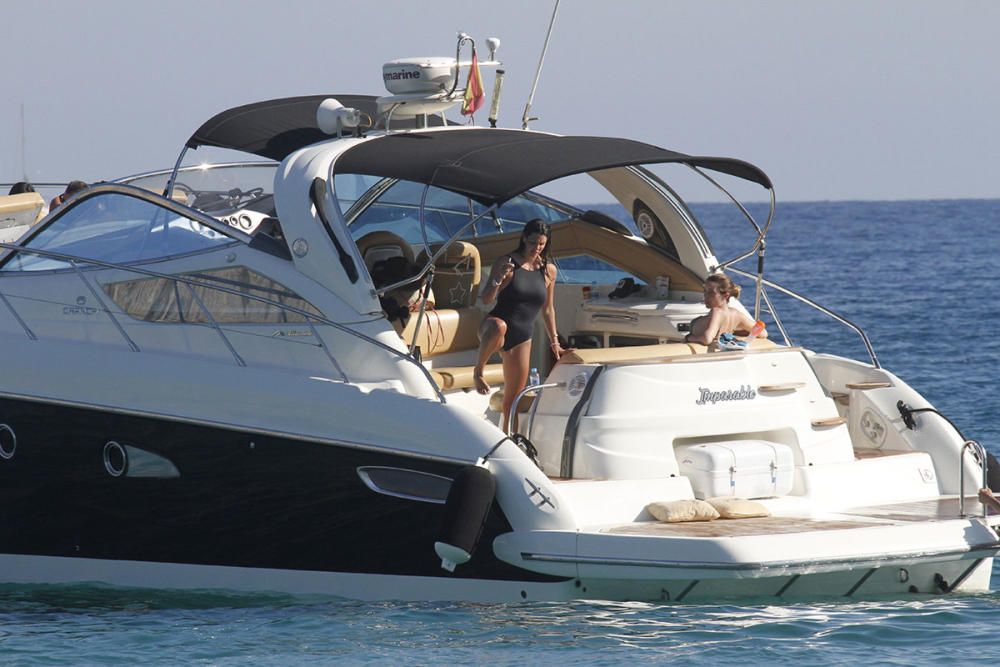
xmin=2 ymin=191 xmax=235 ymax=272
xmin=117 ymin=163 xmax=278 ymax=215
xmin=344 ymin=178 xmax=567 ymax=245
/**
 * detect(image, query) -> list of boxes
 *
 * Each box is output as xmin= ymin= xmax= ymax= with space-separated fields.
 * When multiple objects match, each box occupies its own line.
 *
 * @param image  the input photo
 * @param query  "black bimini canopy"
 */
xmin=332 ymin=129 xmax=772 ymax=206
xmin=185 ymin=95 xmax=455 ymax=162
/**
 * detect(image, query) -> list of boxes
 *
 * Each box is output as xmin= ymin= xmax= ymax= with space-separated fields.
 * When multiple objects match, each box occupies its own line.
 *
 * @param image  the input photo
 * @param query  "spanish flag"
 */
xmin=461 ymin=49 xmax=485 ymax=116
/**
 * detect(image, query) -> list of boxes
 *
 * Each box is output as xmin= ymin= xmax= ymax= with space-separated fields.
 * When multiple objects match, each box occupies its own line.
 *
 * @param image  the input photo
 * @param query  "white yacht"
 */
xmin=0 ymin=38 xmax=996 ymax=602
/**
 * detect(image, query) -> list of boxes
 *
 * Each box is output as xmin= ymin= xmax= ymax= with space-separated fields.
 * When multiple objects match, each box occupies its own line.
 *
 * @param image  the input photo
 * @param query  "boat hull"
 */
xmin=0 ymin=395 xmax=559 ymax=586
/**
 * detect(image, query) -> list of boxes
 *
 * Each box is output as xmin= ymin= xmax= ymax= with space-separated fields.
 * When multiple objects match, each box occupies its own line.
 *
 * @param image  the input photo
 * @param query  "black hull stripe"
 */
xmin=0 ymin=396 xmax=564 ymax=584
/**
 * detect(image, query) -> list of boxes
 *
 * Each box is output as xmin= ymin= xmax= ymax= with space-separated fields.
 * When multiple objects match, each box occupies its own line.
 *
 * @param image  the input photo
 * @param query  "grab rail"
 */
xmin=0 ymin=242 xmax=445 ymax=403
xmin=727 ymin=266 xmax=880 ymax=369
xmin=959 ymin=439 xmax=988 ymax=518
xmin=506 ymin=381 xmax=564 ymax=435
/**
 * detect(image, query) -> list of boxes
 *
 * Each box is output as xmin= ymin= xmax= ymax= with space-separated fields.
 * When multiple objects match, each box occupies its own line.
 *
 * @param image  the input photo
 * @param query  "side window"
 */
xmin=2 ymin=192 xmax=234 ymax=272
xmin=103 ymin=266 xmax=322 ymax=324
xmin=555 ymin=254 xmax=643 ymax=286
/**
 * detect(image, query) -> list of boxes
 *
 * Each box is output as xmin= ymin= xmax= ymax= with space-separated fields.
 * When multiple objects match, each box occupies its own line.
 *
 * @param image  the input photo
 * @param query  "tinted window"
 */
xmin=3 ymin=192 xmax=234 ymax=272
xmin=104 ymin=266 xmax=321 ymax=324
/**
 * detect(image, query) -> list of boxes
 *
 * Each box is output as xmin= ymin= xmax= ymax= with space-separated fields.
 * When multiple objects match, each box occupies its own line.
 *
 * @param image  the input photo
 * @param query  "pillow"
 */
xmin=646 ymin=499 xmax=720 ymax=523
xmin=705 ymin=496 xmax=770 ymax=519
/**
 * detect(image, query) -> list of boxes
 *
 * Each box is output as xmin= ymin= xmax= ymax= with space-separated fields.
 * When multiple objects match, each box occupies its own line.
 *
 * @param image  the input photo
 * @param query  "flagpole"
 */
xmin=521 ymin=0 xmax=560 ymax=130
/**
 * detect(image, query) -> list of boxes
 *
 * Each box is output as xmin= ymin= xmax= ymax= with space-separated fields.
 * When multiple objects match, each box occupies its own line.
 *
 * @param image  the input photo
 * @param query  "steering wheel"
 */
xmin=168 ymin=182 xmax=195 ymax=206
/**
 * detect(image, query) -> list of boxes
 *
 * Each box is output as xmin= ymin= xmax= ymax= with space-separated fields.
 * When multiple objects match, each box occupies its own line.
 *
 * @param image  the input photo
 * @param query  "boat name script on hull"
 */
xmin=696 ymin=385 xmax=757 ymax=405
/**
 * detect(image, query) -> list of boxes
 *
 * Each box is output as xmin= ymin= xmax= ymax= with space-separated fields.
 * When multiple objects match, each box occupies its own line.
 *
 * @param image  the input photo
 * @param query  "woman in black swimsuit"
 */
xmin=474 ymin=219 xmax=567 ymax=430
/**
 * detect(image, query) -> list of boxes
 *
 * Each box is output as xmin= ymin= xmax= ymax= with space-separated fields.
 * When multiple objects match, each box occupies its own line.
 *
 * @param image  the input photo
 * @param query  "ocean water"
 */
xmin=2 ymin=199 xmax=999 ymax=665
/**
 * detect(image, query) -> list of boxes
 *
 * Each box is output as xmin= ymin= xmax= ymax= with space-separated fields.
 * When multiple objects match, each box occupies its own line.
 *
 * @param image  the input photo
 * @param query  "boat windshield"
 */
xmin=341 ymin=177 xmax=569 ymax=246
xmin=117 ymin=163 xmax=279 ymax=214
xmin=2 ymin=190 xmax=235 ymax=272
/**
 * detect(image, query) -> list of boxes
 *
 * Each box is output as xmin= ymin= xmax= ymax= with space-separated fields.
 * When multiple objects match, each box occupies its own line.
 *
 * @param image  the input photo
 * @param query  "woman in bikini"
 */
xmin=473 ymin=219 xmax=567 ymax=430
xmin=684 ymin=273 xmax=760 ymax=345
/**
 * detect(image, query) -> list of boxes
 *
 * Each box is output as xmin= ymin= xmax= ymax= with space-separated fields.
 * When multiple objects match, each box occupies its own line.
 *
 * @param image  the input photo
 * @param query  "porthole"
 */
xmin=103 ymin=441 xmax=128 ymax=477
xmin=0 ymin=424 xmax=16 ymax=460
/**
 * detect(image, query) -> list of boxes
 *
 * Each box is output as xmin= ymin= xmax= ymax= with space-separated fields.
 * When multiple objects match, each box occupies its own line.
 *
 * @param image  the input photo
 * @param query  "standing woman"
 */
xmin=473 ymin=219 xmax=567 ymax=430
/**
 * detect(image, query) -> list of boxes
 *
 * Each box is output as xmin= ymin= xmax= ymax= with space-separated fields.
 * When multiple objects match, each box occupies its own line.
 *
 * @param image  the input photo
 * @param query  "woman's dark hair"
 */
xmin=516 ymin=219 xmax=553 ymax=273
xmin=8 ymin=181 xmax=35 ymax=195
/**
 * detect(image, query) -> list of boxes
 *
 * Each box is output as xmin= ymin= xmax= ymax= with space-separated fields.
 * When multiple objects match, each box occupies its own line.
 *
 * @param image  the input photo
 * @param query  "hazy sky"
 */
xmin=3 ymin=0 xmax=998 ymax=203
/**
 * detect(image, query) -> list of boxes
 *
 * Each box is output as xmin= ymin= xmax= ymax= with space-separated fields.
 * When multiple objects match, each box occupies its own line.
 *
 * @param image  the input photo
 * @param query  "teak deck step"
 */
xmin=811 ymin=416 xmax=848 ymax=428
xmin=758 ymin=382 xmax=806 ymax=393
xmin=845 ymin=381 xmax=892 ymax=390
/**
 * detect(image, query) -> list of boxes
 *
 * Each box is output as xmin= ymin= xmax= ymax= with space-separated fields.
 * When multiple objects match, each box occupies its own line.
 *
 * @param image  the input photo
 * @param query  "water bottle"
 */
xmin=590 ymin=281 xmax=599 ymax=301
xmin=529 ymin=367 xmax=540 ymax=387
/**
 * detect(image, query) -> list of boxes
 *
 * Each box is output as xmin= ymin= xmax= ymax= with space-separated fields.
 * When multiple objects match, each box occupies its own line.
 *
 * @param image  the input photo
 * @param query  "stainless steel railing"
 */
xmin=728 ymin=266 xmax=880 ymax=369
xmin=0 ymin=242 xmax=445 ymax=403
xmin=959 ymin=439 xmax=989 ymax=518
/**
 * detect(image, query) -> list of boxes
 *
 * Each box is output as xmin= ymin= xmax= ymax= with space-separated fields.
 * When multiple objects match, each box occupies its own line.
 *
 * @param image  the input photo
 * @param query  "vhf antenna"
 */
xmin=521 ymin=0 xmax=560 ymax=130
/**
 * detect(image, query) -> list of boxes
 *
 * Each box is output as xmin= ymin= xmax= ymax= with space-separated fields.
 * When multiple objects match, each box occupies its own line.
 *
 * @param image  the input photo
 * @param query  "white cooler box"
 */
xmin=675 ymin=440 xmax=794 ymax=499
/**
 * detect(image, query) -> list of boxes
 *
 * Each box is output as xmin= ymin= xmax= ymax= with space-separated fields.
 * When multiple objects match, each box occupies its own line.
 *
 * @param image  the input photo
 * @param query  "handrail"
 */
xmin=728 ymin=266 xmax=880 ymax=368
xmin=0 ymin=242 xmax=445 ymax=402
xmin=758 ymin=284 xmax=792 ymax=347
xmin=372 ymin=201 xmax=499 ymax=297
xmin=506 ymin=381 xmax=564 ymax=435
xmin=959 ymin=439 xmax=988 ymax=518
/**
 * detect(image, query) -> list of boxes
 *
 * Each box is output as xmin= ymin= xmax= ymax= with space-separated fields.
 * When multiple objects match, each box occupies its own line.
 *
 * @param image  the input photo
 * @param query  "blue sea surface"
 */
xmin=1 ymin=199 xmax=998 ymax=665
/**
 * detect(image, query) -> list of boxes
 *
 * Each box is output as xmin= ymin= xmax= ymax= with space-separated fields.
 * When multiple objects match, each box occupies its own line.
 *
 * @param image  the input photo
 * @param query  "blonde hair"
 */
xmin=705 ymin=273 xmax=741 ymax=300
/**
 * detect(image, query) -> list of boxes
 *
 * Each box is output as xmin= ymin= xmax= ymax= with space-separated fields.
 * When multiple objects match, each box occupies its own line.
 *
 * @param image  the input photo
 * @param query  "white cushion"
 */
xmin=646 ymin=499 xmax=719 ymax=523
xmin=705 ymin=496 xmax=771 ymax=519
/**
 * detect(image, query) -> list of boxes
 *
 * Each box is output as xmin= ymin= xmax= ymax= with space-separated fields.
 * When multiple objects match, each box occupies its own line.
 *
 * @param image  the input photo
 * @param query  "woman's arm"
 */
xmin=685 ymin=308 xmax=723 ymax=345
xmin=480 ymin=255 xmax=515 ymax=305
xmin=542 ymin=263 xmax=565 ymax=356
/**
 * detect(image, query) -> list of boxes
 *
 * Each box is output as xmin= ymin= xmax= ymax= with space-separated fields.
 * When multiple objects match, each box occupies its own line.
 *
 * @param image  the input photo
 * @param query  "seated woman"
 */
xmin=473 ymin=219 xmax=568 ymax=430
xmin=684 ymin=273 xmax=761 ymax=345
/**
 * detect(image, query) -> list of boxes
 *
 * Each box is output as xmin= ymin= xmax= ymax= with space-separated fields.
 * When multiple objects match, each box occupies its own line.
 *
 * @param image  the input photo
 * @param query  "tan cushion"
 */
xmin=417 ymin=241 xmax=481 ymax=308
xmin=705 ymin=496 xmax=771 ymax=519
xmin=432 ymin=364 xmax=504 ymax=391
xmin=646 ymin=499 xmax=720 ymax=523
xmin=559 ymin=343 xmax=695 ymax=365
xmin=0 ymin=192 xmax=45 ymax=226
xmin=399 ymin=308 xmax=483 ymax=358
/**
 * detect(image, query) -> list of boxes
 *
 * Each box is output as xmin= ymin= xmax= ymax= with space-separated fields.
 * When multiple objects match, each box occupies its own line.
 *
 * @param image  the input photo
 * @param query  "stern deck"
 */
xmin=603 ymin=497 xmax=1000 ymax=538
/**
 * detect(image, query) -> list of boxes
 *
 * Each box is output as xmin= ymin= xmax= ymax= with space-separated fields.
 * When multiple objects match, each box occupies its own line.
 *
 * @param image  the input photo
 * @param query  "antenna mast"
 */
xmin=521 ymin=0 xmax=560 ymax=130
xmin=18 ymin=103 xmax=28 ymax=181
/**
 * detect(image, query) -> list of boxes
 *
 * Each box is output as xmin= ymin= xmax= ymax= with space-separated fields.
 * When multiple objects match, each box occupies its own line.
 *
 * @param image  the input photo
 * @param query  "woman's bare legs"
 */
xmin=474 ymin=316 xmax=507 ymax=394
xmin=500 ymin=339 xmax=532 ymax=433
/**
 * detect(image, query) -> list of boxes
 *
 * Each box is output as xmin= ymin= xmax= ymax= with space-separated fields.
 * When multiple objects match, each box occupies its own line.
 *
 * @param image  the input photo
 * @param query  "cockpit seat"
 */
xmin=400 ymin=307 xmax=484 ymax=359
xmin=416 ymin=241 xmax=481 ymax=308
xmin=357 ymin=231 xmax=414 ymax=271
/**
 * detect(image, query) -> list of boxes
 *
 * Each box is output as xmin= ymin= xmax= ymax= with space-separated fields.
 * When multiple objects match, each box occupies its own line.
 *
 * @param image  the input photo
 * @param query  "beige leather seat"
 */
xmin=0 ymin=192 xmax=45 ymax=223
xmin=356 ymin=231 xmax=414 ymax=271
xmin=416 ymin=241 xmax=481 ymax=308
